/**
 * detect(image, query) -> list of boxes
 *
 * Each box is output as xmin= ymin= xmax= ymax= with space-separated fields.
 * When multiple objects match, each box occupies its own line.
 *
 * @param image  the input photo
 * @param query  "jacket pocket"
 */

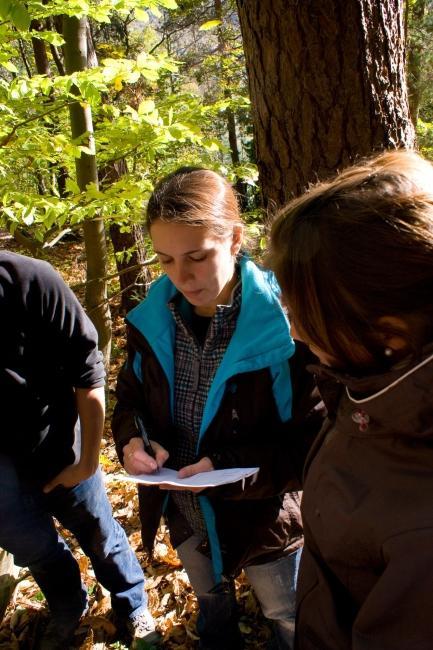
xmin=296 ymin=548 xmax=352 ymax=650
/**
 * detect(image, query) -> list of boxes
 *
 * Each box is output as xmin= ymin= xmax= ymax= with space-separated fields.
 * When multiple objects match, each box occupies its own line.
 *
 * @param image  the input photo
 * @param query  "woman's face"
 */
xmin=150 ymin=220 xmax=242 ymax=316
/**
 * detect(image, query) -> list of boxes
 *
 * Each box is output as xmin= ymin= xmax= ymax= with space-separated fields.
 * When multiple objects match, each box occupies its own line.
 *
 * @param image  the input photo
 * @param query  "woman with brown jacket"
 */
xmin=270 ymin=150 xmax=433 ymax=650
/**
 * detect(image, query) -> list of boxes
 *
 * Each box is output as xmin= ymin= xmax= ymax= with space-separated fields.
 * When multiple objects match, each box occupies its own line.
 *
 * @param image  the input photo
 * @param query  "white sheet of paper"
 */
xmin=108 ymin=466 xmax=259 ymax=489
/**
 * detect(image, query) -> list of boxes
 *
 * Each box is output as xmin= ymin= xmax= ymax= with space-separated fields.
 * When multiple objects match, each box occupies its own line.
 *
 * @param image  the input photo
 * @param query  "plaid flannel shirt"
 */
xmin=168 ymin=280 xmax=242 ymax=539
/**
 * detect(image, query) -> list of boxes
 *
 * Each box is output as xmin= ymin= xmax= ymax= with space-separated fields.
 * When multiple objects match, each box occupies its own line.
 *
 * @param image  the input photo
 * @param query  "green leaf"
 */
xmin=4 ymin=0 xmax=30 ymax=30
xmin=199 ymin=19 xmax=222 ymax=31
xmin=158 ymin=0 xmax=178 ymax=8
xmin=22 ymin=205 xmax=36 ymax=226
xmin=78 ymin=145 xmax=95 ymax=156
xmin=38 ymin=76 xmax=53 ymax=95
xmin=138 ymin=99 xmax=155 ymax=114
xmin=2 ymin=60 xmax=18 ymax=73
xmin=168 ymin=126 xmax=184 ymax=139
xmin=136 ymin=52 xmax=154 ymax=67
xmin=149 ymin=5 xmax=162 ymax=18
xmin=35 ymin=31 xmax=65 ymax=47
xmin=65 ymin=179 xmax=81 ymax=195
xmin=202 ymin=138 xmax=222 ymax=151
xmin=135 ymin=7 xmax=149 ymax=22
xmin=140 ymin=68 xmax=159 ymax=81
xmin=2 ymin=206 xmax=17 ymax=221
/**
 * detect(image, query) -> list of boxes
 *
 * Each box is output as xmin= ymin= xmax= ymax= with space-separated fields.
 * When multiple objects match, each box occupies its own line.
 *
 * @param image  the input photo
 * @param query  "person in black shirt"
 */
xmin=0 ymin=251 xmax=156 ymax=649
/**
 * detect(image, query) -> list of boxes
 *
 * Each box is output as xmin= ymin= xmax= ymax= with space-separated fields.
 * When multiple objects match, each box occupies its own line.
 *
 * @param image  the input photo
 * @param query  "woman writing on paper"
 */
xmin=112 ymin=168 xmax=320 ymax=649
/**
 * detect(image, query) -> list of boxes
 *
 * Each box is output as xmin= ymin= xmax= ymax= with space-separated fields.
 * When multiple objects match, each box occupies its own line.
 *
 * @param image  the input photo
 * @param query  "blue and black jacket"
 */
xmin=112 ymin=257 xmax=321 ymax=577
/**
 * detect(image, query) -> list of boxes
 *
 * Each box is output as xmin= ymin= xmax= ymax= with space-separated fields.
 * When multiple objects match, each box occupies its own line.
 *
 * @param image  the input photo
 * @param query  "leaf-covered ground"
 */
xmin=0 ymin=234 xmax=273 ymax=649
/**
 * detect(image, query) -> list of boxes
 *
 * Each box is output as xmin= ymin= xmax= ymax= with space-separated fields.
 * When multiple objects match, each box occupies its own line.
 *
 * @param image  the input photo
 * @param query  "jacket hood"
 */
xmin=126 ymin=256 xmax=295 ymax=434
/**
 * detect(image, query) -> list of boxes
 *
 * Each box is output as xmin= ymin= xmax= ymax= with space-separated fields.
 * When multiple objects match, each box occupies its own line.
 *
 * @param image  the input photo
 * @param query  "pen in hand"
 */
xmin=134 ymin=411 xmax=159 ymax=474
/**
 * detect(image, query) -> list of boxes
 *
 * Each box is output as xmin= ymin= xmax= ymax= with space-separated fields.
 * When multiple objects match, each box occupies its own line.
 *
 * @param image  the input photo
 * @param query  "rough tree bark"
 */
xmin=236 ymin=0 xmax=415 ymax=208
xmin=63 ymin=16 xmax=112 ymax=368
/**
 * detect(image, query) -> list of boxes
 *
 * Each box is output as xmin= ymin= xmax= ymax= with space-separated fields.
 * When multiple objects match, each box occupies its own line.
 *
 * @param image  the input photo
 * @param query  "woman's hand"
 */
xmin=123 ymin=436 xmax=169 ymax=475
xmin=178 ymin=456 xmax=214 ymax=478
xmin=159 ymin=456 xmax=214 ymax=493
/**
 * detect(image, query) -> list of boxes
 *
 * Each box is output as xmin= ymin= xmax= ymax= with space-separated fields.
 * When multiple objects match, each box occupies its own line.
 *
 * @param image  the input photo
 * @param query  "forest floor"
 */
xmin=0 ymin=234 xmax=273 ymax=649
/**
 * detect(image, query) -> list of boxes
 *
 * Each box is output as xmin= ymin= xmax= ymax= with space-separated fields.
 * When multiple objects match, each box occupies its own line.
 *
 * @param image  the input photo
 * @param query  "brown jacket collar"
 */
xmin=309 ymin=344 xmax=433 ymax=439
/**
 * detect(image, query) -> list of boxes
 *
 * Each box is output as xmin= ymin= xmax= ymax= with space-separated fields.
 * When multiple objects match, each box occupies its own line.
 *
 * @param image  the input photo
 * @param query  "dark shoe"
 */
xmin=197 ymin=581 xmax=243 ymax=650
xmin=38 ymin=617 xmax=78 ymax=650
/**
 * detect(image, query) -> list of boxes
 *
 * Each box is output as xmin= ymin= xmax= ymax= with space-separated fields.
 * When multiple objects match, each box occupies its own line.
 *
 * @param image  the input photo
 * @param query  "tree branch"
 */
xmin=100 ymin=144 xmax=140 ymax=168
xmin=17 ymin=38 xmax=32 ymax=77
xmin=86 ymin=277 xmax=154 ymax=315
xmin=0 ymin=100 xmax=72 ymax=147
xmin=10 ymin=228 xmax=44 ymax=255
xmin=70 ymin=255 xmax=157 ymax=290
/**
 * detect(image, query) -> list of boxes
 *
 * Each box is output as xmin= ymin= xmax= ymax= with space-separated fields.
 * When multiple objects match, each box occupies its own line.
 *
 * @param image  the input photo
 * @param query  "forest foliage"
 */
xmin=0 ymin=0 xmax=256 ymax=249
xmin=408 ymin=0 xmax=433 ymax=156
xmin=0 ymin=0 xmax=261 ymax=367
xmin=2 ymin=0 xmax=431 ymax=339
xmin=1 ymin=1 xmax=433 ymax=254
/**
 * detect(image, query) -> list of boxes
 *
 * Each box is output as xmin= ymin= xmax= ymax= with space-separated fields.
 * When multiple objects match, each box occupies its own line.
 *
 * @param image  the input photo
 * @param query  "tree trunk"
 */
xmin=109 ymin=222 xmax=150 ymax=313
xmin=63 ymin=16 xmax=112 ymax=368
xmin=31 ymin=18 xmax=68 ymax=198
xmin=236 ymin=0 xmax=415 ymax=208
xmin=84 ymin=25 xmax=150 ymax=314
xmin=31 ymin=19 xmax=50 ymax=75
xmin=100 ymin=160 xmax=150 ymax=313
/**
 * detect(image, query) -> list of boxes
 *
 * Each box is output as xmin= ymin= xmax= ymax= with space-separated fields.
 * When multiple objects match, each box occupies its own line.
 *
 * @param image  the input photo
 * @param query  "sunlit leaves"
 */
xmin=0 ymin=0 xmax=30 ymax=30
xmin=0 ymin=0 xmax=178 ymax=26
xmin=1 ymin=60 xmax=18 ymax=73
xmin=157 ymin=0 xmax=178 ymax=8
xmin=417 ymin=119 xmax=433 ymax=160
xmin=33 ymin=30 xmax=65 ymax=46
xmin=138 ymin=98 xmax=155 ymax=114
xmin=199 ymin=19 xmax=222 ymax=31
xmin=0 ymin=0 xmax=241 ymax=246
xmin=0 ymin=84 xmax=222 ymax=239
xmin=134 ymin=7 xmax=150 ymax=22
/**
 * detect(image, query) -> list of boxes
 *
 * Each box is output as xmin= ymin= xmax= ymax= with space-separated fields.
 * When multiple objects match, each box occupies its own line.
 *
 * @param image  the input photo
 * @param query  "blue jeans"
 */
xmin=244 ymin=551 xmax=300 ymax=649
xmin=177 ymin=534 xmax=301 ymax=650
xmin=0 ymin=454 xmax=147 ymax=624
